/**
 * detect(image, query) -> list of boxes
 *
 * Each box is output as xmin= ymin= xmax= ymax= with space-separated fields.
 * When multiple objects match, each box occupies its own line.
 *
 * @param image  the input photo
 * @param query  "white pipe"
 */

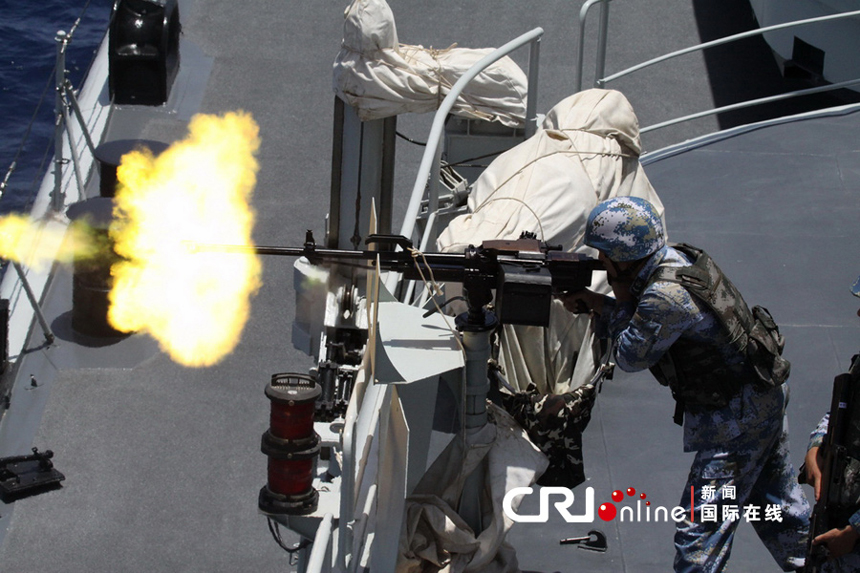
xmin=641 ymin=77 xmax=860 ymax=133
xmin=398 ymin=28 xmax=544 ymax=241
xmin=575 ymin=0 xmax=611 ymax=93
xmin=349 ymin=484 xmax=378 ymax=573
xmin=306 ymin=513 xmax=334 ymax=573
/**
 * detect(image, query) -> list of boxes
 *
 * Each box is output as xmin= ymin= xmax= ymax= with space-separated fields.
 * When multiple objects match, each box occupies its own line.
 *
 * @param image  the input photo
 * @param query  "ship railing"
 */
xmin=307 ymin=513 xmax=334 ymax=573
xmin=338 ymin=358 xmax=385 ymax=571
xmin=576 ymin=2 xmax=860 ymax=133
xmin=0 ymin=19 xmax=108 ymax=358
xmin=575 ymin=0 xmax=612 ymax=96
xmin=52 ymin=27 xmax=100 ymax=211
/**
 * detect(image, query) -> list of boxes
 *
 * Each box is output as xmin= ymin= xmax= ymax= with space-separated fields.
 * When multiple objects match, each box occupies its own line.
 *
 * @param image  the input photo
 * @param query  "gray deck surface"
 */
xmin=0 ymin=0 xmax=858 ymax=571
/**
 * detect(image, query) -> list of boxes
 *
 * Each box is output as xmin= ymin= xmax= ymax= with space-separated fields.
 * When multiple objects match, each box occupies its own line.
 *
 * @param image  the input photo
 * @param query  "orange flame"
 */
xmin=109 ymin=111 xmax=263 ymax=367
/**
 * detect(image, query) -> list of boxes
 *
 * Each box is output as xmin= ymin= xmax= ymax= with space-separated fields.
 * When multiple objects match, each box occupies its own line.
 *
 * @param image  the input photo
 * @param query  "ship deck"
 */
xmin=0 ymin=0 xmax=858 ymax=571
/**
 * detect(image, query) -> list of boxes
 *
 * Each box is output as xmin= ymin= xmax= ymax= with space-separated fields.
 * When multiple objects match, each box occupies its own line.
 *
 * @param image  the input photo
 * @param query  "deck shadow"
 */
xmin=692 ymin=0 xmax=860 ymax=129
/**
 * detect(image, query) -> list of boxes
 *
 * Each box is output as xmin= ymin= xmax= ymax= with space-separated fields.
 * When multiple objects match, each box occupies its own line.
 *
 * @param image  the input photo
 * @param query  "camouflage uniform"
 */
xmin=501 ymin=381 xmax=597 ymax=487
xmin=808 ymin=413 xmax=860 ymax=572
xmin=594 ymin=244 xmax=810 ymax=572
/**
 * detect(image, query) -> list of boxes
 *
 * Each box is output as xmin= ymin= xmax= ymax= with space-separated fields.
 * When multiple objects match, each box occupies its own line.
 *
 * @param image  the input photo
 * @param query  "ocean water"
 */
xmin=0 ymin=0 xmax=112 ymax=214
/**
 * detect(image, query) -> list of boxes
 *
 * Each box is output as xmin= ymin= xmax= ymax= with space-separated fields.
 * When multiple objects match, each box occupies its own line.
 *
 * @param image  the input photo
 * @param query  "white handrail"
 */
xmin=599 ymin=10 xmax=860 ymax=87
xmin=337 ymin=361 xmax=368 ymax=570
xmin=307 ymin=513 xmax=334 ymax=572
xmin=337 ymin=358 xmax=387 ymax=570
xmin=389 ymin=27 xmax=543 ymax=300
xmin=349 ymin=484 xmax=377 ymax=573
xmin=5 ymin=25 xmax=105 ymax=347
xmin=641 ymin=76 xmax=860 ymax=133
xmin=580 ymin=7 xmax=860 ymax=134
xmin=525 ymin=34 xmax=541 ymax=140
xmin=575 ymin=0 xmax=612 ymax=93
xmin=397 ymin=27 xmax=544 ymax=243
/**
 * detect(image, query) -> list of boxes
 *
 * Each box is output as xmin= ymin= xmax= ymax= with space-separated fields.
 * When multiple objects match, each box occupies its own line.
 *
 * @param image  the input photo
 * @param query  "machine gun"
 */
xmin=205 ymin=230 xmax=603 ymax=423
xmin=202 ymin=230 xmax=602 ymax=425
xmin=230 ymin=230 xmax=603 ymax=329
xmin=805 ymin=352 xmax=860 ymax=570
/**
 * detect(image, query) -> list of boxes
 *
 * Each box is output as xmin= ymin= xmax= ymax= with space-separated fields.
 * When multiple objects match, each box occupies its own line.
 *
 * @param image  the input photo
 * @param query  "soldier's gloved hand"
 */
xmin=804 ymin=446 xmax=823 ymax=501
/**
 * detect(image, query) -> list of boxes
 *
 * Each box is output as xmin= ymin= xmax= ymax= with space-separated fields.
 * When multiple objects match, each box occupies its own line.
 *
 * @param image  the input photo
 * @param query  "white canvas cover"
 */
xmin=437 ymin=89 xmax=665 ymax=395
xmin=333 ymin=0 xmax=528 ymax=127
xmin=397 ymin=404 xmax=548 ymax=573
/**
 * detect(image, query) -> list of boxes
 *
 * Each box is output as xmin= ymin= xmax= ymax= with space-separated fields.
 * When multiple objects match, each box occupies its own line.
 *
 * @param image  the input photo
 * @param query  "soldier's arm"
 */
xmin=610 ymin=286 xmax=701 ymax=372
xmin=812 ymin=522 xmax=860 ymax=559
xmin=805 ymin=413 xmax=830 ymax=500
xmin=804 ymin=446 xmax=823 ymax=501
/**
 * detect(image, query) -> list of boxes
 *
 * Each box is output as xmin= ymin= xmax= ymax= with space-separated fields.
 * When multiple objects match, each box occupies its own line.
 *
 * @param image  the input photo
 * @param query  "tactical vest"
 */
xmin=644 ymin=244 xmax=790 ymax=413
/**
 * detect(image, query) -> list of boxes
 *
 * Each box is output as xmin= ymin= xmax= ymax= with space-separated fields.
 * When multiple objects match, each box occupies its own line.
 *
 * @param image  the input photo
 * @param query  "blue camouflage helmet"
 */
xmin=584 ymin=196 xmax=665 ymax=262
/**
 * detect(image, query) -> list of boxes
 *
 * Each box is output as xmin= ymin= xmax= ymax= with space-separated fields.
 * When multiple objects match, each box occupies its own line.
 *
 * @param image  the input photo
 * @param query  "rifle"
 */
xmin=201 ymin=230 xmax=603 ymax=328
xmin=806 ymin=353 xmax=860 ymax=571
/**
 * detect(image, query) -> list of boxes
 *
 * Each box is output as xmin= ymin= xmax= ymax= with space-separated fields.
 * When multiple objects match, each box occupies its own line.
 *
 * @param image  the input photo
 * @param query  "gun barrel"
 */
xmin=191 ymin=243 xmax=360 ymax=259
